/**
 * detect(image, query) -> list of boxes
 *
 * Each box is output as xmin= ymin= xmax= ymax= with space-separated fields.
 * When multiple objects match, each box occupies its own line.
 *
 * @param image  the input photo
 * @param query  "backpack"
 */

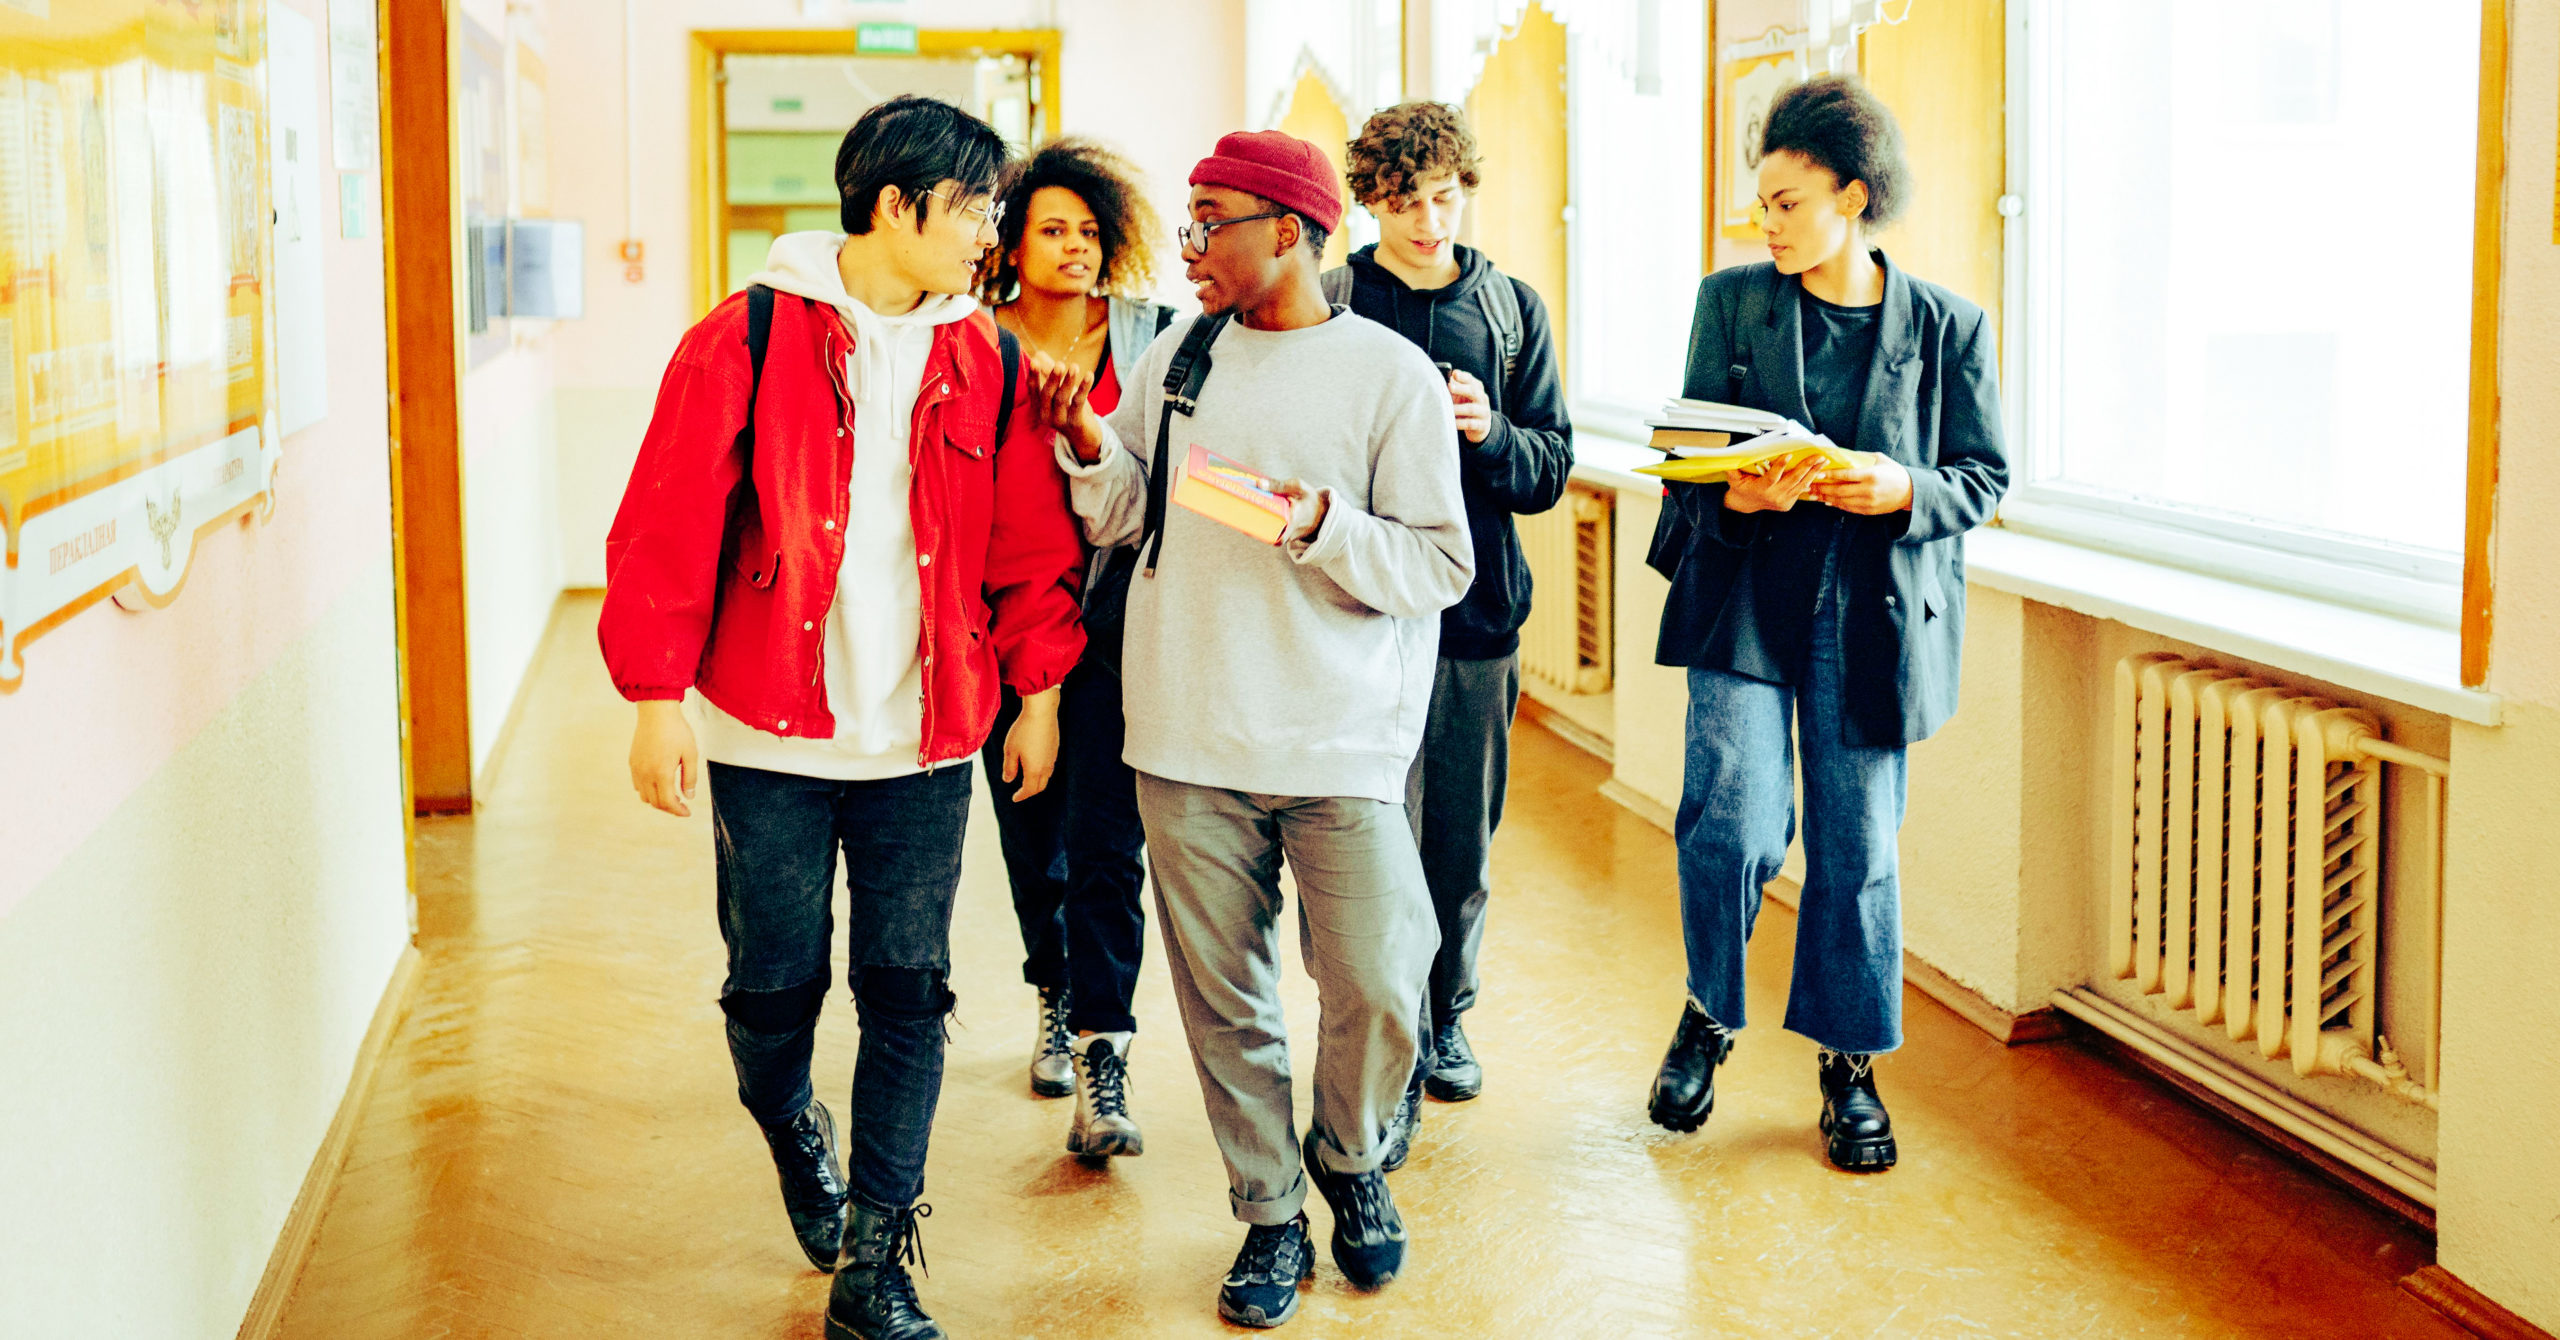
xmin=1320 ymin=263 xmax=1523 ymax=407
xmin=1079 ymin=312 xmax=1232 ymax=669
xmin=739 ymin=283 xmax=1021 ymax=462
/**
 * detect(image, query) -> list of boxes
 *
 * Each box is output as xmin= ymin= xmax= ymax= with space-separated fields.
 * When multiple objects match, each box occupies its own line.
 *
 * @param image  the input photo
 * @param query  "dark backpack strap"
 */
xmin=1320 ymin=265 xmax=1355 ymax=310
xmin=993 ymin=324 xmax=1021 ymax=438
xmin=1476 ymin=273 xmax=1523 ymax=401
xmin=1141 ymin=314 xmax=1232 ymax=578
xmin=1154 ymin=306 xmax=1176 ymax=336
xmin=741 ymin=284 xmax=776 ymax=454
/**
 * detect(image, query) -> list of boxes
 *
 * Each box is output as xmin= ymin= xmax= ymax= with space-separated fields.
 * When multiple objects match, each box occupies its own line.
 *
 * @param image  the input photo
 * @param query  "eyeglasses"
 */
xmin=930 ymin=188 xmax=1006 ymax=232
xmin=1175 ymin=210 xmax=1290 ymax=255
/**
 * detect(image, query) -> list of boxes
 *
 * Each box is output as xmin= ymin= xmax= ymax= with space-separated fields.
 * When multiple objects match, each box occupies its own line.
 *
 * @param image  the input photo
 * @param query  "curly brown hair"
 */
xmin=1345 ymin=101 xmax=1483 ymax=207
xmin=977 ymin=137 xmax=1161 ymax=304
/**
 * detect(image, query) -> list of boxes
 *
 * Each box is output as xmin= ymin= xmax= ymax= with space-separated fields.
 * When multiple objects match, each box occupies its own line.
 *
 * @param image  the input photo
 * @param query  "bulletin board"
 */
xmin=1717 ymin=28 xmax=1807 ymax=242
xmin=0 ymin=0 xmax=281 ymax=692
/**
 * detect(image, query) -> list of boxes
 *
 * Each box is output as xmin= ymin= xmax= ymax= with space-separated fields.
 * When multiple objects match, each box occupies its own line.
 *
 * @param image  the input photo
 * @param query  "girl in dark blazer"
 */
xmin=1643 ymin=75 xmax=2007 ymax=1171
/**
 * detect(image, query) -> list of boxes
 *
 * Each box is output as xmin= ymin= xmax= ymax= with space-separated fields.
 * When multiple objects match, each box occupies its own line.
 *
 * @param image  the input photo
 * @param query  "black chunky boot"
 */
xmin=1379 ymin=1052 xmax=1425 ymax=1174
xmin=825 ymin=1199 xmax=943 ymax=1340
xmin=1647 ymin=1001 xmax=1733 ymax=1133
xmin=760 ymin=1100 xmax=850 ymax=1271
xmin=1817 ymin=1048 xmax=1898 ymax=1171
xmin=1424 ymin=1018 xmax=1483 ymax=1101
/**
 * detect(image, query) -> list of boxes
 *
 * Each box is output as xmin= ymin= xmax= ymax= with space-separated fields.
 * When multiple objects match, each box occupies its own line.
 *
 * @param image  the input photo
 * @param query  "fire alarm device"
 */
xmin=618 ymin=239 xmax=645 ymax=264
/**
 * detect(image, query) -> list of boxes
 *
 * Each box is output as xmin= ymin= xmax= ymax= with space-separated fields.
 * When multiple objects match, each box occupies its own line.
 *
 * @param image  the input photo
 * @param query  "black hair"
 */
xmin=1251 ymin=194 xmax=1330 ymax=259
xmin=1759 ymin=73 xmax=1910 ymax=229
xmin=834 ymin=94 xmax=1009 ymax=236
xmin=978 ymin=137 xmax=1162 ymax=304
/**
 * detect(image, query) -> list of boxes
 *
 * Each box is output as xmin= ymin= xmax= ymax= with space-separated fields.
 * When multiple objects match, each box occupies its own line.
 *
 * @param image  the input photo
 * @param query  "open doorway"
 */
xmin=690 ymin=31 xmax=1061 ymax=314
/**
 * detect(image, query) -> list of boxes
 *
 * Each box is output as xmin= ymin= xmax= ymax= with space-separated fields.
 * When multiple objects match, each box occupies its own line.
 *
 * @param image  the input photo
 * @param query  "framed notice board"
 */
xmin=0 ymin=0 xmax=282 ymax=691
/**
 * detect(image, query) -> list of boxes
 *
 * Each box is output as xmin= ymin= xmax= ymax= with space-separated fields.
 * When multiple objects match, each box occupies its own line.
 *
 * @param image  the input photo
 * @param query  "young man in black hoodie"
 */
xmin=1328 ymin=102 xmax=1573 ymax=1130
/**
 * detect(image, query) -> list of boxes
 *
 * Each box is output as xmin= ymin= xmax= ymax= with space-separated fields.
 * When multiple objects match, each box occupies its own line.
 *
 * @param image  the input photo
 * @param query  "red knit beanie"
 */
xmin=1188 ymin=130 xmax=1345 ymax=235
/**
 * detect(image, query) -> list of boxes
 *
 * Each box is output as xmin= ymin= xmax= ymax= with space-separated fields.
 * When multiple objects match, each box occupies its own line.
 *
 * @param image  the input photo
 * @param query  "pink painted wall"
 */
xmin=0 ymin=0 xmax=398 ymax=919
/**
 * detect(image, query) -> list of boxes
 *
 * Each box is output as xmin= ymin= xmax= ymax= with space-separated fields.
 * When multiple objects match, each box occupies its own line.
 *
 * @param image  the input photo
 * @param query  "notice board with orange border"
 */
xmin=0 ymin=0 xmax=280 ymax=692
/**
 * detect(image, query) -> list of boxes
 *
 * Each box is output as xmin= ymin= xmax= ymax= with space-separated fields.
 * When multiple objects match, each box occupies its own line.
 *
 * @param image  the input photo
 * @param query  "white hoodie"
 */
xmin=692 ymin=231 xmax=981 ymax=781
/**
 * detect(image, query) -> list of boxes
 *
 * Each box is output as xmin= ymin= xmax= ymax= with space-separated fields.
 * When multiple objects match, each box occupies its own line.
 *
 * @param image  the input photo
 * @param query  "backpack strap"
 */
xmin=1141 ymin=314 xmax=1232 ymax=578
xmin=993 ymin=323 xmax=1021 ymax=438
xmin=1475 ymin=273 xmax=1523 ymax=402
xmin=742 ymin=284 xmax=776 ymax=451
xmin=1723 ymin=268 xmax=1774 ymax=399
xmin=1154 ymin=305 xmax=1176 ymax=336
xmin=1320 ymin=265 xmax=1354 ymax=309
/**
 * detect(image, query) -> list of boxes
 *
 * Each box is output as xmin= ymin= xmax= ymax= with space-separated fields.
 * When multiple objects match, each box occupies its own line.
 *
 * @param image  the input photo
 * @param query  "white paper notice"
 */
xmin=325 ymin=0 xmax=379 ymax=171
xmin=270 ymin=1 xmax=330 ymax=435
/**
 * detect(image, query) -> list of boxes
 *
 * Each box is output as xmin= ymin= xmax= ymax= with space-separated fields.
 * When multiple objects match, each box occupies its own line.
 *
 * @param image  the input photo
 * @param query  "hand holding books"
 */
xmin=1637 ymin=397 xmax=1911 ymax=514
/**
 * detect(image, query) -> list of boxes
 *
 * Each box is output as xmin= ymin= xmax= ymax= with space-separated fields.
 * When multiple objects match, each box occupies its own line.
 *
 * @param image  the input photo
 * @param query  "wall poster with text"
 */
xmin=0 ymin=0 xmax=280 ymax=692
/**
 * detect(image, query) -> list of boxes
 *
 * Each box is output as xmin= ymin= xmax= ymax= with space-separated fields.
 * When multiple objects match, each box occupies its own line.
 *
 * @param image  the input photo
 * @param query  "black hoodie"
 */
xmin=1342 ymin=243 xmax=1574 ymax=660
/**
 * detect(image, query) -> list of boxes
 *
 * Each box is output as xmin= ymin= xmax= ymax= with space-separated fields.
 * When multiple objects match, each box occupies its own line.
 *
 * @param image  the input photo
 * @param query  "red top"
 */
xmin=599 ymin=290 xmax=1086 ymax=767
xmin=1090 ymin=348 xmax=1121 ymax=418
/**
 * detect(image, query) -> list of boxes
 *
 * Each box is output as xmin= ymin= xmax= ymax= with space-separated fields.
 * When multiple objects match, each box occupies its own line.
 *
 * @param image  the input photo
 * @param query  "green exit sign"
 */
xmin=856 ymin=23 xmax=918 ymax=53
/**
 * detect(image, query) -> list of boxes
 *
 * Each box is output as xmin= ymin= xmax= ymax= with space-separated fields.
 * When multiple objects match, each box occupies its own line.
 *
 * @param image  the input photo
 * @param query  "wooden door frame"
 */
xmin=380 ymin=0 xmax=473 ymax=815
xmin=689 ymin=29 xmax=1066 ymax=315
xmin=2459 ymin=0 xmax=2507 ymax=689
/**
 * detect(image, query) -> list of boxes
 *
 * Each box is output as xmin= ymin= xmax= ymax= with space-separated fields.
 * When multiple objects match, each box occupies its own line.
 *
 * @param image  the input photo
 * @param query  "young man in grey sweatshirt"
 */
xmin=1028 ymin=130 xmax=1472 ymax=1329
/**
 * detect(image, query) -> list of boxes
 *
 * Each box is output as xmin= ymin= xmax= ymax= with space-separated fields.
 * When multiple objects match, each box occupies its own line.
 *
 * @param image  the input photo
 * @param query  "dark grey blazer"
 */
xmin=1646 ymin=251 xmax=2008 ymax=746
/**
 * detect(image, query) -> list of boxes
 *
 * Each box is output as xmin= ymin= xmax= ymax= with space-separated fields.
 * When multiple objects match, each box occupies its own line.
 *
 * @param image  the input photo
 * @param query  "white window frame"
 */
xmin=2000 ymin=0 xmax=2464 ymax=629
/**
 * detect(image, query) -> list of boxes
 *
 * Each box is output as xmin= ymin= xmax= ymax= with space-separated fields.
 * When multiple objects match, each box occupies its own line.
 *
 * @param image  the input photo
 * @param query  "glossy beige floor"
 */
xmin=271 ymin=598 xmax=2460 ymax=1339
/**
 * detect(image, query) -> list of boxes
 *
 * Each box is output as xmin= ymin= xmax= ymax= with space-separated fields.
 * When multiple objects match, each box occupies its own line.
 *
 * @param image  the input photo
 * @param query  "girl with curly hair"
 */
xmin=975 ymin=136 xmax=1173 ymax=1168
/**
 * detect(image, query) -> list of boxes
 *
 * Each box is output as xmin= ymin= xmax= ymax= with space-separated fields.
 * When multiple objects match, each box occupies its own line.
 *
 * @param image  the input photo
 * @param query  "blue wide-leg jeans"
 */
xmin=1672 ymin=586 xmax=1909 ymax=1055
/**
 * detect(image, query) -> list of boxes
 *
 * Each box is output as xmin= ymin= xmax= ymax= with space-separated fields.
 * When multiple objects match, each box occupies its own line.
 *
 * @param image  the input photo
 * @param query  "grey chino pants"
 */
xmin=1136 ymin=772 xmax=1439 ymax=1225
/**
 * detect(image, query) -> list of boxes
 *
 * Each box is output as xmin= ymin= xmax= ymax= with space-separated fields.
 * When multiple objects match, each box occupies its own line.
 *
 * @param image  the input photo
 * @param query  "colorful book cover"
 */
xmin=1173 ymin=443 xmax=1291 ymax=545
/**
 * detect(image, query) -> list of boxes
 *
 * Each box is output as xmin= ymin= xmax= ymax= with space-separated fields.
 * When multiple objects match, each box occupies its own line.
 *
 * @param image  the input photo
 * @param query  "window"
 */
xmin=2011 ymin=0 xmax=2480 ymax=623
xmin=1564 ymin=1 xmax=1704 ymax=441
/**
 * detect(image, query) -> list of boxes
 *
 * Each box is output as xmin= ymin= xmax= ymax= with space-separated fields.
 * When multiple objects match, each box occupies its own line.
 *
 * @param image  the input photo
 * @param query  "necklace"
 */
xmin=1001 ymin=303 xmax=1107 ymax=366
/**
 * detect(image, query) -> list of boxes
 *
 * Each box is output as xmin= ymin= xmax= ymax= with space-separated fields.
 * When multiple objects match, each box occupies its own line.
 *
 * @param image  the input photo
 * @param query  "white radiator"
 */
xmin=2108 ymin=653 xmax=2442 ymax=1107
xmin=1518 ymin=483 xmax=1613 ymax=696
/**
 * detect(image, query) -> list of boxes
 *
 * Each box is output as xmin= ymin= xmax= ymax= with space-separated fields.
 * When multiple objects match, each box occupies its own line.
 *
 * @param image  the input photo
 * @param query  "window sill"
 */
xmin=1568 ymin=427 xmax=1668 ymax=495
xmin=1967 ymin=529 xmax=2500 ymax=726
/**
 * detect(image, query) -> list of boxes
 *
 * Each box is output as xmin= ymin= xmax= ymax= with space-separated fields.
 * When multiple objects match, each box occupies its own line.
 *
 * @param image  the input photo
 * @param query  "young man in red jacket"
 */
xmin=599 ymin=96 xmax=1085 ymax=1340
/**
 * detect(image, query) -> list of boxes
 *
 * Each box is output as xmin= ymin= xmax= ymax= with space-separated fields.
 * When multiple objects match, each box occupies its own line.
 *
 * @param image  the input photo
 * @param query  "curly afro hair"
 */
xmin=1760 ymin=73 xmax=1910 ymax=229
xmin=1345 ymin=101 xmax=1483 ymax=207
xmin=978 ymin=137 xmax=1162 ymax=304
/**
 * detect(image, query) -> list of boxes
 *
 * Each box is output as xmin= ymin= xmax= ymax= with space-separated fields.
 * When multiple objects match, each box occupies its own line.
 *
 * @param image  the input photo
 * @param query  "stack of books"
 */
xmin=1635 ymin=398 xmax=1873 ymax=484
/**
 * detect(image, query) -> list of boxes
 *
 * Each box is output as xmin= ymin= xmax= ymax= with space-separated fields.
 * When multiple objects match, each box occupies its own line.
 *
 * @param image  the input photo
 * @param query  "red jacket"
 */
xmin=599 ymin=288 xmax=1085 ymax=767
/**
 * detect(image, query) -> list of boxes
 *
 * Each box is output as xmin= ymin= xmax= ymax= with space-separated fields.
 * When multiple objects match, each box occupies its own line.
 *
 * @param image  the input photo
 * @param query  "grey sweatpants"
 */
xmin=1136 ymin=772 xmax=1439 ymax=1225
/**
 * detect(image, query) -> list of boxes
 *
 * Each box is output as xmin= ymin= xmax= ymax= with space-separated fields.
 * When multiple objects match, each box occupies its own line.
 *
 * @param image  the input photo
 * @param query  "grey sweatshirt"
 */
xmin=1057 ymin=311 xmax=1474 ymax=803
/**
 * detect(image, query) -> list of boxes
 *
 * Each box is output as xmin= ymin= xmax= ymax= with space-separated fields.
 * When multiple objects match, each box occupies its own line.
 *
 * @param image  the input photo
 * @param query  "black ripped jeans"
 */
xmin=709 ymin=760 xmax=971 ymax=1210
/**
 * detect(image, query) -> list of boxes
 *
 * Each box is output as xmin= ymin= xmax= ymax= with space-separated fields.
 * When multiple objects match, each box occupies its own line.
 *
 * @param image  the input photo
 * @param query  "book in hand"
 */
xmin=1173 ymin=443 xmax=1292 ymax=545
xmin=1650 ymin=397 xmax=1799 ymax=438
xmin=1634 ymin=426 xmax=1876 ymax=485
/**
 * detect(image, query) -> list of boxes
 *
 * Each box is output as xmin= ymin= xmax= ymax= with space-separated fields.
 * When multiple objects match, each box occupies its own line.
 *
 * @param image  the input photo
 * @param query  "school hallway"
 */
xmin=237 ymin=597 xmax=2447 ymax=1340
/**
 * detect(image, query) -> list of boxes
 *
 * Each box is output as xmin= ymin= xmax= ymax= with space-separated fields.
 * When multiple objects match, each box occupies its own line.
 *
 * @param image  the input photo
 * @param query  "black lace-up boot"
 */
xmin=1817 ymin=1048 xmax=1897 ymax=1171
xmin=1647 ymin=1000 xmax=1734 ymax=1133
xmin=1379 ymin=1051 xmax=1424 ymax=1174
xmin=759 ymin=1099 xmax=850 ymax=1271
xmin=1067 ymin=1033 xmax=1143 ymax=1158
xmin=1302 ymin=1128 xmax=1407 ymax=1288
xmin=1217 ymin=1213 xmax=1316 ymax=1328
xmin=1424 ymin=1017 xmax=1483 ymax=1101
xmin=1029 ymin=986 xmax=1075 ymax=1098
xmin=824 ymin=1198 xmax=943 ymax=1340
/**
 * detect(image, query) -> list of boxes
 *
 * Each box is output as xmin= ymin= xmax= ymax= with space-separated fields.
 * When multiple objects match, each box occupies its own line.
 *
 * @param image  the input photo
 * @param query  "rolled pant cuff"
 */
xmin=1230 ymin=1170 xmax=1309 ymax=1226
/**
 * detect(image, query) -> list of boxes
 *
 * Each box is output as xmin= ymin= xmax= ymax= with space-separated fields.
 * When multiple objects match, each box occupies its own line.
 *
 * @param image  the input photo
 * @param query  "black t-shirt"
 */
xmin=1800 ymin=288 xmax=1881 ymax=452
xmin=1692 ymin=289 xmax=1885 ymax=686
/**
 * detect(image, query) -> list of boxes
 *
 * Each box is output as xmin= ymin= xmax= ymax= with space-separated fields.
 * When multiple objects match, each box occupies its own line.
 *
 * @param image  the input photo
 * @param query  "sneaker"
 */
xmin=1424 ymin=1017 xmax=1483 ymax=1101
xmin=1066 ymin=1032 xmax=1144 ymax=1158
xmin=1216 ymin=1214 xmax=1316 ymax=1329
xmin=1817 ymin=1048 xmax=1898 ymax=1171
xmin=1301 ymin=1128 xmax=1407 ymax=1289
xmin=1647 ymin=1000 xmax=1733 ymax=1134
xmin=1380 ymin=1054 xmax=1424 ymax=1174
xmin=823 ymin=1197 xmax=943 ymax=1340
xmin=1029 ymin=987 xmax=1074 ymax=1098
xmin=758 ymin=1099 xmax=850 ymax=1271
